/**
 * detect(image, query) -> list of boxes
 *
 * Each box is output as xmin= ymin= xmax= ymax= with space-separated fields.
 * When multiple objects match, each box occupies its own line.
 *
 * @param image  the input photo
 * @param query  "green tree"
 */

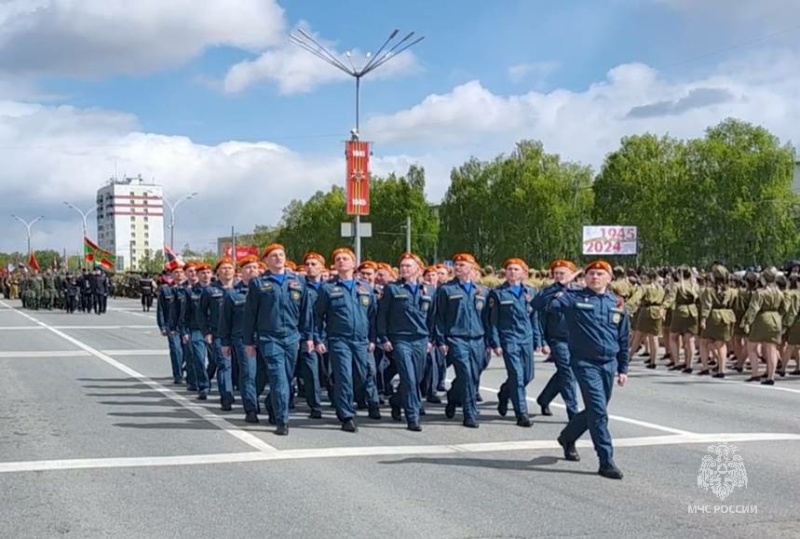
xmin=137 ymin=250 xmax=165 ymax=274
xmin=275 ymin=187 xmax=347 ymax=262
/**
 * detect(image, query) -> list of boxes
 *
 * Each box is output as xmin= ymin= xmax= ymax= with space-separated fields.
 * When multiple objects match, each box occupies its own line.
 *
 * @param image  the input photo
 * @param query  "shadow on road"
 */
xmin=378 ymin=454 xmax=598 ymax=476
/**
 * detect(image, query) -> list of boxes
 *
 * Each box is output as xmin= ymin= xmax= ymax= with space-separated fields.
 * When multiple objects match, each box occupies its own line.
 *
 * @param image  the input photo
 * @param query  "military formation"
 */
xmin=154 ymin=245 xmax=629 ymax=480
xmin=1 ymin=267 xmax=111 ymax=314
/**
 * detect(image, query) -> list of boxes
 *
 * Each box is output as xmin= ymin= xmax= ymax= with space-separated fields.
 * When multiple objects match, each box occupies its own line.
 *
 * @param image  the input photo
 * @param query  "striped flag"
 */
xmin=164 ymin=245 xmax=183 ymax=271
xmin=84 ymin=237 xmax=116 ymax=270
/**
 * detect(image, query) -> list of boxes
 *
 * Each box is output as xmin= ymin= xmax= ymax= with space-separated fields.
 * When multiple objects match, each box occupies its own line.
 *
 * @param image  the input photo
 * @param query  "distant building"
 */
xmin=96 ymin=175 xmax=165 ymax=271
xmin=794 ymin=160 xmax=800 ymax=195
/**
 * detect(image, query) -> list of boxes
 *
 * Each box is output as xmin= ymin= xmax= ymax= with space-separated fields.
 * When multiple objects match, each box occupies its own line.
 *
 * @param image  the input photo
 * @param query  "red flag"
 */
xmin=28 ymin=252 xmax=40 ymax=272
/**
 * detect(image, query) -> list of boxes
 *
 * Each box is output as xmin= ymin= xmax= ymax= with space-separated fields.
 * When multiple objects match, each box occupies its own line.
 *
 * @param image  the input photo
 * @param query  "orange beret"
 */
xmin=183 ymin=261 xmax=198 ymax=270
xmin=285 ymin=260 xmax=297 ymax=271
xmin=549 ymin=259 xmax=576 ymax=272
xmin=195 ymin=263 xmax=212 ymax=272
xmin=358 ymin=260 xmax=377 ymax=272
xmin=238 ymin=255 xmax=259 ymax=268
xmin=503 ymin=257 xmax=528 ymax=270
xmin=423 ymin=266 xmax=437 ymax=276
xmin=296 ymin=264 xmax=307 ymax=273
xmin=453 ymin=253 xmax=478 ymax=266
xmin=214 ymin=257 xmax=233 ymax=272
xmin=257 ymin=262 xmax=267 ymax=271
xmin=331 ymin=247 xmax=356 ymax=262
xmin=398 ymin=252 xmax=425 ymax=268
xmin=262 ymin=243 xmax=285 ymax=259
xmin=584 ymin=260 xmax=613 ymax=274
xmin=303 ymin=252 xmax=325 ymax=266
xmin=377 ymin=262 xmax=393 ymax=273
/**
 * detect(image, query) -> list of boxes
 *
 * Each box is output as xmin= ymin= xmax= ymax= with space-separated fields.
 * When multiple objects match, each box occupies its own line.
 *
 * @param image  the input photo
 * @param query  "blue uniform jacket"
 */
xmin=305 ymin=277 xmax=325 ymax=342
xmin=486 ymin=282 xmax=543 ymax=348
xmin=200 ymin=282 xmax=226 ymax=337
xmin=168 ymin=284 xmax=187 ymax=333
xmin=433 ymin=278 xmax=488 ymax=347
xmin=181 ymin=283 xmax=206 ymax=337
xmin=376 ymin=279 xmax=434 ymax=343
xmin=156 ymin=284 xmax=176 ymax=332
xmin=314 ymin=277 xmax=376 ymax=344
xmin=531 ymin=282 xmax=571 ymax=344
xmin=538 ymin=284 xmax=630 ymax=374
xmin=218 ymin=280 xmax=249 ymax=347
xmin=242 ymin=271 xmax=313 ymax=346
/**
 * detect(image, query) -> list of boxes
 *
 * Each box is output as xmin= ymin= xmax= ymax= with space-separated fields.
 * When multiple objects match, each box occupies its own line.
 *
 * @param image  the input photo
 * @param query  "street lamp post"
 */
xmin=11 ymin=214 xmax=44 ymax=258
xmin=163 ymin=192 xmax=199 ymax=250
xmin=290 ymin=28 xmax=424 ymax=264
xmin=63 ymin=201 xmax=96 ymax=269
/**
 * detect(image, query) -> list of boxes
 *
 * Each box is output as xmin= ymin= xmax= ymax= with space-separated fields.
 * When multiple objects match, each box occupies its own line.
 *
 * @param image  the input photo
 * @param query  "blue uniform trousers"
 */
xmin=421 ymin=347 xmax=441 ymax=398
xmin=445 ymin=337 xmax=484 ymax=422
xmin=166 ymin=332 xmax=183 ymax=384
xmin=206 ymin=341 xmax=218 ymax=381
xmin=181 ymin=339 xmax=196 ymax=390
xmin=188 ymin=330 xmax=210 ymax=392
xmin=297 ymin=348 xmax=322 ymax=412
xmin=389 ymin=337 xmax=428 ymax=424
xmin=213 ymin=337 xmax=233 ymax=406
xmin=538 ymin=339 xmax=579 ymax=419
xmin=435 ymin=347 xmax=446 ymax=391
xmin=232 ymin=337 xmax=257 ymax=414
xmin=329 ymin=338 xmax=380 ymax=422
xmin=498 ymin=341 xmax=534 ymax=418
xmin=560 ymin=359 xmax=617 ymax=467
xmin=259 ymin=337 xmax=299 ymax=426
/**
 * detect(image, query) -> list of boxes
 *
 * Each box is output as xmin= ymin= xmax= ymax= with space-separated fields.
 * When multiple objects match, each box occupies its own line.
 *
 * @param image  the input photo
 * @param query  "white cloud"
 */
xmin=365 ymin=49 xmax=800 ymax=172
xmin=508 ymin=61 xmax=561 ymax=83
xmin=222 ymin=23 xmax=419 ymax=95
xmin=0 ymin=101 xmax=394 ymax=254
xmin=0 ymin=0 xmax=286 ymax=77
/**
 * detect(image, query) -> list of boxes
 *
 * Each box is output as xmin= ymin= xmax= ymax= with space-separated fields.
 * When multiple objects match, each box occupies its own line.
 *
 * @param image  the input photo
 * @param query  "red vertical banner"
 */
xmin=345 ymin=140 xmax=370 ymax=215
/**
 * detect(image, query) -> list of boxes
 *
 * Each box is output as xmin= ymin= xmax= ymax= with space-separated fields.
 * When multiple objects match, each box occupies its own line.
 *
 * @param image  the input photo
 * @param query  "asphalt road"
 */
xmin=1 ymin=297 xmax=799 ymax=539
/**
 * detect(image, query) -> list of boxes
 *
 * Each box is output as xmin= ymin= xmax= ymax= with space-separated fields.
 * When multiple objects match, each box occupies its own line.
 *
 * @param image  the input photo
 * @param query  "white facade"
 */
xmin=96 ymin=176 xmax=165 ymax=271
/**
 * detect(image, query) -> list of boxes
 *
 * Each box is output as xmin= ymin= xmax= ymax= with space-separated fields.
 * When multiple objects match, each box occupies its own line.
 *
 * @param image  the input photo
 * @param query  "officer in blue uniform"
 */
xmin=202 ymin=258 xmax=235 ymax=411
xmin=538 ymin=260 xmax=629 ymax=480
xmin=220 ymin=255 xmax=260 ymax=423
xmin=157 ymin=262 xmax=184 ymax=385
xmin=315 ymin=247 xmax=382 ymax=433
xmin=434 ymin=253 xmax=489 ymax=428
xmin=534 ymin=259 xmax=580 ymax=419
xmin=377 ymin=253 xmax=434 ymax=432
xmin=487 ymin=257 xmax=542 ymax=427
xmin=420 ymin=266 xmax=443 ymax=404
xmin=298 ymin=252 xmax=326 ymax=419
xmin=181 ymin=262 xmax=211 ymax=400
xmin=243 ymin=244 xmax=314 ymax=436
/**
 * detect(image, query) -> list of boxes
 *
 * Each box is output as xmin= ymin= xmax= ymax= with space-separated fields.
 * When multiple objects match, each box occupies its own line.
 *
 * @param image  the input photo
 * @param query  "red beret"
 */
xmin=195 ymin=263 xmax=212 ymax=272
xmin=585 ymin=260 xmax=613 ymax=275
xmin=296 ymin=264 xmax=307 ymax=273
xmin=238 ymin=255 xmax=259 ymax=268
xmin=303 ymin=252 xmax=325 ymax=266
xmin=285 ymin=261 xmax=297 ymax=271
xmin=398 ymin=252 xmax=424 ymax=268
xmin=423 ymin=266 xmax=437 ymax=276
xmin=358 ymin=260 xmax=377 ymax=272
xmin=549 ymin=259 xmax=576 ymax=272
xmin=503 ymin=257 xmax=528 ymax=270
xmin=262 ymin=243 xmax=285 ymax=259
xmin=214 ymin=257 xmax=233 ymax=272
xmin=183 ymin=261 xmax=199 ymax=271
xmin=331 ymin=247 xmax=356 ymax=262
xmin=453 ymin=253 xmax=477 ymax=266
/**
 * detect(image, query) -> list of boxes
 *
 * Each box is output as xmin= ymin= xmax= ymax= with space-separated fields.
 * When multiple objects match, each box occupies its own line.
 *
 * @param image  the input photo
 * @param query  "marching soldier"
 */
xmin=741 ymin=267 xmax=784 ymax=385
xmin=140 ymin=273 xmax=155 ymax=312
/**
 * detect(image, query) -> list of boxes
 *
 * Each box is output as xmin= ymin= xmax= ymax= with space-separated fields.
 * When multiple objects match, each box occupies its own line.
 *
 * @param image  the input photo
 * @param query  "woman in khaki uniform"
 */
xmin=733 ymin=272 xmax=758 ymax=371
xmin=699 ymin=266 xmax=737 ymax=377
xmin=635 ymin=270 xmax=666 ymax=368
xmin=663 ymin=266 xmax=700 ymax=372
xmin=779 ymin=275 xmax=800 ymax=376
xmin=741 ymin=268 xmax=785 ymax=385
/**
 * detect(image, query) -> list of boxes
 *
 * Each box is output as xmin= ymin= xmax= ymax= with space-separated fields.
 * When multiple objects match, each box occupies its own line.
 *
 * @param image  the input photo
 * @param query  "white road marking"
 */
xmin=477 ymin=383 xmax=695 ymax=436
xmin=50 ymin=325 xmax=155 ymax=330
xmin=100 ymin=349 xmax=165 ymax=356
xmin=0 ymin=351 xmax=91 ymax=358
xmin=113 ymin=310 xmax=157 ymax=320
xmin=1 ymin=432 xmax=798 ymax=474
xmin=0 ymin=301 xmax=279 ymax=455
xmin=0 ymin=326 xmax=44 ymax=331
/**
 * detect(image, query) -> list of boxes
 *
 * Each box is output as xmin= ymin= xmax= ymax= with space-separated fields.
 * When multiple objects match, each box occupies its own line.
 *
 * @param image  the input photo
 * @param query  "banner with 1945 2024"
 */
xmin=582 ymin=226 xmax=638 ymax=255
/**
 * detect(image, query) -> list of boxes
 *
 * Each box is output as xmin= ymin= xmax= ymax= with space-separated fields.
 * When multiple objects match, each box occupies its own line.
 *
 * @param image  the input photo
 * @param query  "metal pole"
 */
xmin=354 ymin=76 xmax=362 ymax=264
xmin=406 ymin=215 xmax=412 ymax=252
xmin=12 ymin=215 xmax=43 ymax=259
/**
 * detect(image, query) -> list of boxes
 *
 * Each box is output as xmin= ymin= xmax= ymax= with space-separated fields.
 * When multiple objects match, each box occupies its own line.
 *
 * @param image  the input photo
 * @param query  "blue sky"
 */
xmin=0 ymin=0 xmax=797 ymax=254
